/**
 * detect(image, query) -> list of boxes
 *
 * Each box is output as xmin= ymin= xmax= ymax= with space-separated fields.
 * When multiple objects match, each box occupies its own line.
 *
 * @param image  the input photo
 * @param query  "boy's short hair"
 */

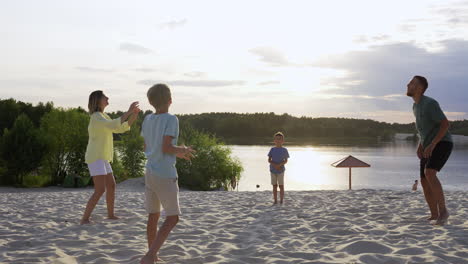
xmin=147 ymin=83 xmax=171 ymax=109
xmin=274 ymin=132 xmax=284 ymax=139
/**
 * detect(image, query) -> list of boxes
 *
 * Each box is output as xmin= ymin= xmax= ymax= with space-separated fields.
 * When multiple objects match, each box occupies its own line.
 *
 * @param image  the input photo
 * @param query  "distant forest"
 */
xmin=1 ymin=99 xmax=467 ymax=146
xmin=176 ymin=112 xmax=468 ymax=144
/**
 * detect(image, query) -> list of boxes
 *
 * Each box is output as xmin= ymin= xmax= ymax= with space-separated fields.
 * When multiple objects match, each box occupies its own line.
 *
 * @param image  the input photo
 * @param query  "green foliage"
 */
xmin=111 ymin=149 xmax=127 ymax=183
xmin=178 ymin=113 xmax=411 ymax=144
xmin=0 ymin=99 xmax=53 ymax=137
xmin=0 ymin=158 xmax=7 ymax=183
xmin=22 ymin=172 xmax=50 ymax=188
xmin=118 ymin=124 xmax=146 ymax=179
xmin=39 ymin=109 xmax=90 ymax=185
xmin=451 ymin=119 xmax=468 ymax=136
xmin=0 ymin=99 xmax=21 ymax=137
xmin=65 ymin=110 xmax=91 ymax=180
xmin=62 ymin=173 xmax=91 ymax=188
xmin=0 ymin=114 xmax=45 ymax=186
xmin=177 ymin=124 xmax=243 ymax=191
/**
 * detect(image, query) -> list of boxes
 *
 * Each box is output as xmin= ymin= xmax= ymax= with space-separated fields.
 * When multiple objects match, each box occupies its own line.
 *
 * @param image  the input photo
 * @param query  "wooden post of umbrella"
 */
xmin=331 ymin=155 xmax=371 ymax=190
xmin=349 ymin=167 xmax=351 ymax=190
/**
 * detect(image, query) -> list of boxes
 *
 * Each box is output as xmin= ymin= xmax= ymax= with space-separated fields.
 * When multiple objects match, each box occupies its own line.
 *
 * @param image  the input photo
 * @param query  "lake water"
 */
xmin=231 ymin=135 xmax=468 ymax=191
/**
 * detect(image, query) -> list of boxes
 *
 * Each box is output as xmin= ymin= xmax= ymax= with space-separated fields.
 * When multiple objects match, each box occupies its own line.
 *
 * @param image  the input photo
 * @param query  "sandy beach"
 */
xmin=0 ymin=178 xmax=467 ymax=264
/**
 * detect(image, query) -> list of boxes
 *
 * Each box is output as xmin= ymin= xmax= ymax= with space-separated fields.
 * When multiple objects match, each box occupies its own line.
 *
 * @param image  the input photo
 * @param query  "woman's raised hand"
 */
xmin=133 ymin=105 xmax=141 ymax=114
xmin=128 ymin=102 xmax=140 ymax=113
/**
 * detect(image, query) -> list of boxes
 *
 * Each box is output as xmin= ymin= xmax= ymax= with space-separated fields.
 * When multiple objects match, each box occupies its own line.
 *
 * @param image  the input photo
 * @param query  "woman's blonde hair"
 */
xmin=147 ymin=84 xmax=171 ymax=110
xmin=88 ymin=90 xmax=104 ymax=114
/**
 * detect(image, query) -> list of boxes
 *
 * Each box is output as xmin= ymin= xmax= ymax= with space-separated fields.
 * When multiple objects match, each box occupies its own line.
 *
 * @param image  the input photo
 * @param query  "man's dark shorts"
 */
xmin=420 ymin=141 xmax=453 ymax=178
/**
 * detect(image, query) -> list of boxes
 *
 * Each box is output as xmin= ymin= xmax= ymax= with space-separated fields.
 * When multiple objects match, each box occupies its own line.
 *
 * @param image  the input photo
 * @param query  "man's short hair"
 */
xmin=274 ymin=132 xmax=284 ymax=138
xmin=147 ymin=84 xmax=171 ymax=109
xmin=414 ymin=75 xmax=428 ymax=93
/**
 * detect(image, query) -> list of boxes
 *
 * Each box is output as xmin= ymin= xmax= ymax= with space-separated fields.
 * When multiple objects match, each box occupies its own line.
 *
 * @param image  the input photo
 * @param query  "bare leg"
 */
xmin=81 ymin=175 xmax=106 ymax=224
xmin=425 ymin=169 xmax=449 ymax=225
xmin=147 ymin=213 xmax=160 ymax=248
xmin=420 ymin=177 xmax=438 ymax=220
xmin=140 ymin=215 xmax=179 ymax=264
xmin=272 ymin=185 xmax=278 ymax=204
xmin=146 ymin=213 xmax=162 ymax=262
xmin=105 ymin=173 xmax=118 ymax=219
xmin=279 ymin=185 xmax=284 ymax=204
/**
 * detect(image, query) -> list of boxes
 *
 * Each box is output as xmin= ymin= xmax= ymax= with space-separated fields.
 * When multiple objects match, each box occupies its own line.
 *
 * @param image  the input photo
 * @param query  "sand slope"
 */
xmin=0 ymin=183 xmax=467 ymax=264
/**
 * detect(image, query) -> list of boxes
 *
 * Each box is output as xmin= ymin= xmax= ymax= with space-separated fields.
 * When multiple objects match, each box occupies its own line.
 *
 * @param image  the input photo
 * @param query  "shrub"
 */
xmin=22 ymin=172 xmax=50 ymax=188
xmin=177 ymin=124 xmax=243 ymax=191
xmin=119 ymin=124 xmax=146 ymax=179
xmin=112 ymin=149 xmax=128 ymax=183
xmin=39 ymin=109 xmax=90 ymax=185
xmin=0 ymin=158 xmax=7 ymax=185
xmin=0 ymin=114 xmax=45 ymax=186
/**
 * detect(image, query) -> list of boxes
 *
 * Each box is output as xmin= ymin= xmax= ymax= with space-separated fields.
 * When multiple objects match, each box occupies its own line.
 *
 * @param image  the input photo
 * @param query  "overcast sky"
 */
xmin=1 ymin=0 xmax=467 ymax=123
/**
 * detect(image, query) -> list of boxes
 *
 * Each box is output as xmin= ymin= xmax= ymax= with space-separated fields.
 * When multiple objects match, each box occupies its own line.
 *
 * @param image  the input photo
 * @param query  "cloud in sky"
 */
xmin=75 ymin=66 xmax=114 ymax=73
xmin=134 ymin=67 xmax=156 ymax=73
xmin=258 ymin=81 xmax=281 ymax=86
xmin=184 ymin=71 xmax=206 ymax=78
xmin=119 ymin=42 xmax=152 ymax=54
xmin=249 ymin=47 xmax=291 ymax=67
xmin=315 ymin=93 xmax=404 ymax=101
xmin=433 ymin=1 xmax=468 ymax=26
xmin=353 ymin=35 xmax=391 ymax=44
xmin=158 ymin=19 xmax=188 ymax=29
xmin=396 ymin=1 xmax=468 ymax=38
xmin=313 ymin=39 xmax=468 ymax=113
xmin=137 ymin=79 xmax=246 ymax=87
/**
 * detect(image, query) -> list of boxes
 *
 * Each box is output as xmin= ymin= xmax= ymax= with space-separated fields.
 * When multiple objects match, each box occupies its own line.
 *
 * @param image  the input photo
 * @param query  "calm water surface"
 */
xmin=231 ymin=135 xmax=468 ymax=191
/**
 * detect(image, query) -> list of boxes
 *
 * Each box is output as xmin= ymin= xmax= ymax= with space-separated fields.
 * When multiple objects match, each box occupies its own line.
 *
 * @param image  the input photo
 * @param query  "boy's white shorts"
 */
xmin=145 ymin=170 xmax=181 ymax=216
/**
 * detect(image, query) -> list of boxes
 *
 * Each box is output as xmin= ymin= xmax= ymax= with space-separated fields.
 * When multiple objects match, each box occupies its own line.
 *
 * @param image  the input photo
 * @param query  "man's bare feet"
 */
xmin=426 ymin=215 xmax=438 ymax=221
xmin=141 ymin=254 xmax=163 ymax=264
xmin=80 ymin=219 xmax=91 ymax=225
xmin=273 ymin=201 xmax=278 ymax=205
xmin=140 ymin=253 xmax=163 ymax=264
xmin=108 ymin=215 xmax=120 ymax=220
xmin=434 ymin=210 xmax=449 ymax=226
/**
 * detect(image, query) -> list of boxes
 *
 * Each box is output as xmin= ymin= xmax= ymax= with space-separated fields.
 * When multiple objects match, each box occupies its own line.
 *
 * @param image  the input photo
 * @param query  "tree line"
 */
xmin=178 ymin=112 xmax=402 ymax=144
xmin=177 ymin=112 xmax=468 ymax=144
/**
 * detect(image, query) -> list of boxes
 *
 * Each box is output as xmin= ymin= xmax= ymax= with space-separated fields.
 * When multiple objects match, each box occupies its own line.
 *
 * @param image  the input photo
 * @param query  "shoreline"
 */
xmin=1 ymin=186 xmax=467 ymax=193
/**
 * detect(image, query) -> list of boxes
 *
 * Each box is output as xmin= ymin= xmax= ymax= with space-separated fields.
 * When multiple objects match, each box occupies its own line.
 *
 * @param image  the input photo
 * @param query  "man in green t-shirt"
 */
xmin=407 ymin=75 xmax=453 ymax=226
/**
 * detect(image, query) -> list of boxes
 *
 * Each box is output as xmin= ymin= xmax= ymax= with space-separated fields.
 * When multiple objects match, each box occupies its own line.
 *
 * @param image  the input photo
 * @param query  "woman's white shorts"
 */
xmin=88 ymin=159 xmax=113 ymax=176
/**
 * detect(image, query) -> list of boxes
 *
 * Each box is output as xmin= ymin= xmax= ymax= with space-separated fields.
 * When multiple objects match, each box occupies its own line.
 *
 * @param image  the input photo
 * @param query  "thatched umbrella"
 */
xmin=331 ymin=155 xmax=370 ymax=190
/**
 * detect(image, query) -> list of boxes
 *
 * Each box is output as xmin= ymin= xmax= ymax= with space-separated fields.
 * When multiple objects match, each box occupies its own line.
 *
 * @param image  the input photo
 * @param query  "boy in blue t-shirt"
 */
xmin=268 ymin=132 xmax=290 ymax=205
xmin=140 ymin=83 xmax=195 ymax=264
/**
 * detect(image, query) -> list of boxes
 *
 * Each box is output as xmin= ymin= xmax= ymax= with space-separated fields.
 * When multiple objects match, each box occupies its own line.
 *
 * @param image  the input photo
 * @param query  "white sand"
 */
xmin=0 ymin=180 xmax=467 ymax=264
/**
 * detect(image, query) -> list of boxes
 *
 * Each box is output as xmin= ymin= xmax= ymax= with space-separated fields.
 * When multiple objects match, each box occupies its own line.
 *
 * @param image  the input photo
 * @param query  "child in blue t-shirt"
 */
xmin=140 ymin=83 xmax=195 ymax=264
xmin=268 ymin=132 xmax=289 ymax=205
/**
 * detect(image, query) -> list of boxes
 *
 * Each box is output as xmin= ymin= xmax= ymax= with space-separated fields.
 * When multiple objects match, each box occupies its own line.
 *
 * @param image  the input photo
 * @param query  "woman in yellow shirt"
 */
xmin=81 ymin=90 xmax=140 ymax=225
